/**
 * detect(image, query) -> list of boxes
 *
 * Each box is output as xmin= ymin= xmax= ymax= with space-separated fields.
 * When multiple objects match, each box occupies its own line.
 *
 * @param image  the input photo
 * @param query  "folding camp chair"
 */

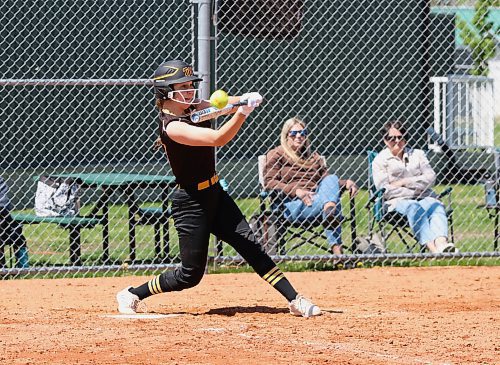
xmin=366 ymin=150 xmax=454 ymax=253
xmin=250 ymin=155 xmax=357 ymax=255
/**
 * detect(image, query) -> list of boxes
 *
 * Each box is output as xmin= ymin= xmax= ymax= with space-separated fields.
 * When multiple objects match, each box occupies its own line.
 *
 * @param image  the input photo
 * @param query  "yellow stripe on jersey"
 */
xmin=262 ymin=266 xmax=284 ymax=286
xmin=147 ymin=275 xmax=162 ymax=295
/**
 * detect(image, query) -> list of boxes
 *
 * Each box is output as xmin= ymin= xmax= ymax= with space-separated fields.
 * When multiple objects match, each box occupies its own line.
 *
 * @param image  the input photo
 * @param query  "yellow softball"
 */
xmin=210 ymin=89 xmax=229 ymax=109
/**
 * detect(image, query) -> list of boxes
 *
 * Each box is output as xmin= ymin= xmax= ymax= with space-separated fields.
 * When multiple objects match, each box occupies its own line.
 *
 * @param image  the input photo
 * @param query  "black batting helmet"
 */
xmin=153 ymin=60 xmax=203 ymax=100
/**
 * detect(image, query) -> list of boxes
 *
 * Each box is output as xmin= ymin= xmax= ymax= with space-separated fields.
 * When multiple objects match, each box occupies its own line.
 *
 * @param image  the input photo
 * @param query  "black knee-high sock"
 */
xmin=131 ymin=268 xmax=298 ymax=302
xmin=130 ymin=275 xmax=165 ymax=300
xmin=261 ymin=266 xmax=297 ymax=302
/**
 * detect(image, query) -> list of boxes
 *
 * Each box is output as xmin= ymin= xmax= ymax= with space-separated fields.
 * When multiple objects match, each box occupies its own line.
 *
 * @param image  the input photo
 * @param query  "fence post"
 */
xmin=196 ymin=0 xmax=212 ymax=100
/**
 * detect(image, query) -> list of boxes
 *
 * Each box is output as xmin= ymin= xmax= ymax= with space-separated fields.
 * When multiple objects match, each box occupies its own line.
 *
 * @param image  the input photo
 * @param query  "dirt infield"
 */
xmin=1 ymin=266 xmax=498 ymax=365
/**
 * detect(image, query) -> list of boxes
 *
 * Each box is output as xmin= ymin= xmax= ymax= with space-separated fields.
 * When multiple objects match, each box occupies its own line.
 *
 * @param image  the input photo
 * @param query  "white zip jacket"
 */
xmin=372 ymin=147 xmax=438 ymax=211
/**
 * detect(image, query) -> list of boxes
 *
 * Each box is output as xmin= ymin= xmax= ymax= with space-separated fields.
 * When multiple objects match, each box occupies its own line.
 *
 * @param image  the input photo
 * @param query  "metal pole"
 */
xmin=196 ymin=0 xmax=221 ymax=263
xmin=197 ymin=0 xmax=211 ymax=100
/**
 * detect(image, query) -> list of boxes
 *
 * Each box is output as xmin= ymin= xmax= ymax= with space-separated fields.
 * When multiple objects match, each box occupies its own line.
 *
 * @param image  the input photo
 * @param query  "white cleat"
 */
xmin=116 ymin=286 xmax=140 ymax=314
xmin=289 ymin=294 xmax=321 ymax=318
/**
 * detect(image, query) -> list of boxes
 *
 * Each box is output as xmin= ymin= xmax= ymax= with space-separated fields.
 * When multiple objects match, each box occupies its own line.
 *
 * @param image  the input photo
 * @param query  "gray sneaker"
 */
xmin=436 ymin=241 xmax=458 ymax=253
xmin=116 ymin=286 xmax=140 ymax=314
xmin=289 ymin=294 xmax=321 ymax=318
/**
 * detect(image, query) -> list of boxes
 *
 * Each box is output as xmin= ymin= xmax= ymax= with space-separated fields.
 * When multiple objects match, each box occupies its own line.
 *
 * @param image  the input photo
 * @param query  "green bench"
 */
xmin=11 ymin=213 xmax=103 ymax=266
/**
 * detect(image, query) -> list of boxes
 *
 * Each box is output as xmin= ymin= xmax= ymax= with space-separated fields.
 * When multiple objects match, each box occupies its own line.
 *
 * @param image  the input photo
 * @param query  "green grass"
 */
xmin=5 ymin=184 xmax=499 ymax=271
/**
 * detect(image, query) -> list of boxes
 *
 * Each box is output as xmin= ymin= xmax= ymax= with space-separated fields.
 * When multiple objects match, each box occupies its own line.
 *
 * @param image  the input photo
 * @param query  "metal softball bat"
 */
xmin=190 ymin=101 xmax=246 ymax=123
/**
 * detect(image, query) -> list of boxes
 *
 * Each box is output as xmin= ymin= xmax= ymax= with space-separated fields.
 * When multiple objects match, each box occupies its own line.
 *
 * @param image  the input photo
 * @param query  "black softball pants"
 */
xmin=160 ymin=183 xmax=277 ymax=291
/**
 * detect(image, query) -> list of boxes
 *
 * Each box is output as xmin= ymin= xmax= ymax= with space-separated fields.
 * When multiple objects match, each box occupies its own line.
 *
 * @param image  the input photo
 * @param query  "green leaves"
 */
xmin=456 ymin=0 xmax=498 ymax=76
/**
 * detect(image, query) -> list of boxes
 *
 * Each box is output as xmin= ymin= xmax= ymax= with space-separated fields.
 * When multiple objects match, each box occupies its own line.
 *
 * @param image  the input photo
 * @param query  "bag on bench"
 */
xmin=35 ymin=176 xmax=80 ymax=217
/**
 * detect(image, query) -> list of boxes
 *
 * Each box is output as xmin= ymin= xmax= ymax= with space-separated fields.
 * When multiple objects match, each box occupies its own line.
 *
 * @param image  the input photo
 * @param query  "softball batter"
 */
xmin=116 ymin=59 xmax=321 ymax=318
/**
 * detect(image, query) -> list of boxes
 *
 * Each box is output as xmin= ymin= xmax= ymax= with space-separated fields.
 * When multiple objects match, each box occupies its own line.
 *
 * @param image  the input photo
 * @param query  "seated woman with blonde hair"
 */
xmin=264 ymin=116 xmax=358 ymax=255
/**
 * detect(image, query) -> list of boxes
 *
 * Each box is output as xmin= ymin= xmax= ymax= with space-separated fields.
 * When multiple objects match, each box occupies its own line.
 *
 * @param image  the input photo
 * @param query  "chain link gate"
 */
xmin=1 ymin=1 xmax=499 ymax=279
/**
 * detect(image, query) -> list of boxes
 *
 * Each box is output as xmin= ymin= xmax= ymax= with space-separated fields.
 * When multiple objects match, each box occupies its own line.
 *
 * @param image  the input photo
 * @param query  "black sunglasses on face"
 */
xmin=289 ymin=129 xmax=308 ymax=137
xmin=385 ymin=135 xmax=404 ymax=142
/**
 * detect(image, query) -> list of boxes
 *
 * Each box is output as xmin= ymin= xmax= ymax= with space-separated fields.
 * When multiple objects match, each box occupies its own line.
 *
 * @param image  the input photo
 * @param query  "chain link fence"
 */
xmin=1 ymin=1 xmax=499 ymax=279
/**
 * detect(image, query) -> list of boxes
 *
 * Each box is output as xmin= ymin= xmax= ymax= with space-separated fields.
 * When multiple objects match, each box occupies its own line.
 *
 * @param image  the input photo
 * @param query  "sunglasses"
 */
xmin=385 ymin=135 xmax=405 ymax=142
xmin=289 ymin=129 xmax=308 ymax=137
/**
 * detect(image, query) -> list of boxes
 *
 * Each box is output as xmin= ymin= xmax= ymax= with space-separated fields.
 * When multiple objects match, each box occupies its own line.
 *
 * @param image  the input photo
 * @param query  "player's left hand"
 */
xmin=241 ymin=92 xmax=263 ymax=107
xmin=237 ymin=104 xmax=255 ymax=116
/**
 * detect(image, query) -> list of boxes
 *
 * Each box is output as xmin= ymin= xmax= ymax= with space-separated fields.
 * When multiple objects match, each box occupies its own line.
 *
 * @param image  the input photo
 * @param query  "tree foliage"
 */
xmin=457 ymin=0 xmax=500 ymax=76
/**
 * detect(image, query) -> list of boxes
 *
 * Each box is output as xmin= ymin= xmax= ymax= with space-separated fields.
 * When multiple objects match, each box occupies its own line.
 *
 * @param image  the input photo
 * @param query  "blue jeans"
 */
xmin=282 ymin=175 xmax=342 ymax=246
xmin=393 ymin=197 xmax=448 ymax=246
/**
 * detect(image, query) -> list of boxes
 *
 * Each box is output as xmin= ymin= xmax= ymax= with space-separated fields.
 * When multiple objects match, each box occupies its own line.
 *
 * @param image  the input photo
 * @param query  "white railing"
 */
xmin=430 ymin=75 xmax=495 ymax=150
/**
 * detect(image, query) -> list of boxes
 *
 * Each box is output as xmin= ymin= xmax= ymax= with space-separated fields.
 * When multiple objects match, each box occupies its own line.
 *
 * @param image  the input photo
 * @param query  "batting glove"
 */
xmin=240 ymin=92 xmax=263 ymax=107
xmin=237 ymin=104 xmax=255 ymax=116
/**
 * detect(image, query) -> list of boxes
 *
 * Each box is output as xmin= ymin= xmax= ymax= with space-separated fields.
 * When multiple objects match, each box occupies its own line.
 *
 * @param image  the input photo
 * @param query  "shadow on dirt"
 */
xmin=203 ymin=306 xmax=288 ymax=316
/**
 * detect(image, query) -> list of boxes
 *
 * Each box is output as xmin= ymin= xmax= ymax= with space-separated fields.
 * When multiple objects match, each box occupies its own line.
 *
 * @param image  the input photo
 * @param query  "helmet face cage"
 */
xmin=167 ymin=84 xmax=201 ymax=105
xmin=155 ymin=84 xmax=201 ymax=105
xmin=153 ymin=60 xmax=203 ymax=104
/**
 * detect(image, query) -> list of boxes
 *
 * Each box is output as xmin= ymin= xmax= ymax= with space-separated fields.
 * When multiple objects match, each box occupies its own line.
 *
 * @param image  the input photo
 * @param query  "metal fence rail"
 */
xmin=0 ymin=1 xmax=498 ymax=279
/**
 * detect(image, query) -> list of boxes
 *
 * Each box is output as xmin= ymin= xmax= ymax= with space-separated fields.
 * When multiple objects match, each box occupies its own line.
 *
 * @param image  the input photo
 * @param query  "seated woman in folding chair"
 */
xmin=371 ymin=120 xmax=457 ymax=253
xmin=264 ymin=116 xmax=358 ymax=255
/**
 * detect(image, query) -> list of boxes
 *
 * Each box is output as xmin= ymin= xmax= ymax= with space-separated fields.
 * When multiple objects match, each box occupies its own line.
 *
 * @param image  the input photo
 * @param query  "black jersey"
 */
xmin=158 ymin=112 xmax=216 ymax=186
